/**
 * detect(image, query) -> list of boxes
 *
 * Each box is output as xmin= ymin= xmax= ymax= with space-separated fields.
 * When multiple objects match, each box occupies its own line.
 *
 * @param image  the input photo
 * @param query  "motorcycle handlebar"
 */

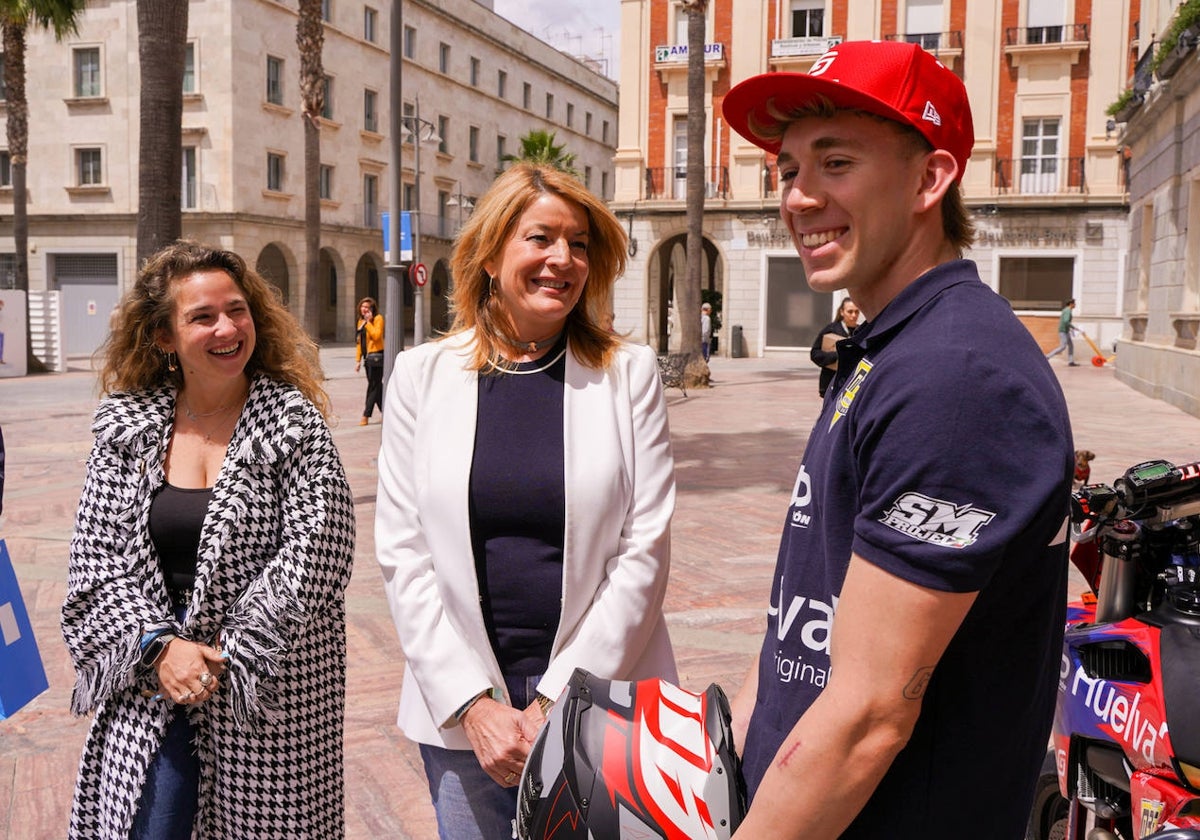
xmin=1073 ymin=459 xmax=1200 ymax=525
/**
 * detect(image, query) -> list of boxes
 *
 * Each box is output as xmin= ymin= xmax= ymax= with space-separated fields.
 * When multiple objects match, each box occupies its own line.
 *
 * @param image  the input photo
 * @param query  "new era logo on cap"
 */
xmin=923 ymin=101 xmax=942 ymax=127
xmin=722 ymin=40 xmax=974 ymax=182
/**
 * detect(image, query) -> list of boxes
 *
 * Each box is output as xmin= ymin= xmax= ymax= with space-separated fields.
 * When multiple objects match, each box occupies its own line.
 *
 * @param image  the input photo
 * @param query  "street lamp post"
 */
xmin=384 ymin=0 xmax=405 ymax=387
xmin=403 ymin=98 xmax=439 ymax=347
xmin=447 ymin=184 xmax=475 ymax=236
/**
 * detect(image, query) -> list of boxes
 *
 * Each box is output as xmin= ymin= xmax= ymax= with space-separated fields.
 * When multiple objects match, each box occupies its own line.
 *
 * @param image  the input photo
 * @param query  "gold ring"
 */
xmin=504 ymin=772 xmax=516 ymax=783
xmin=180 ymin=691 xmax=194 ymax=703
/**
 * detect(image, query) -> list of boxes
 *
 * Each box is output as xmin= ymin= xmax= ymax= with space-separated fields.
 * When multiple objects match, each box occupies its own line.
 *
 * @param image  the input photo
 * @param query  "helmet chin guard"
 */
xmin=517 ymin=668 xmax=746 ymax=839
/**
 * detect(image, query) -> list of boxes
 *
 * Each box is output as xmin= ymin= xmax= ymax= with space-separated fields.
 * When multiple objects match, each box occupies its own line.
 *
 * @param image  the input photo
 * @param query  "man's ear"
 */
xmin=914 ymin=149 xmax=958 ymax=215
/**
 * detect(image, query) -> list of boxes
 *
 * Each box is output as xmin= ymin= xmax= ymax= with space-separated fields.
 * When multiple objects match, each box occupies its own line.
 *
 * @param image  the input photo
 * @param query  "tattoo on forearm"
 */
xmin=777 ymin=739 xmax=803 ymax=768
xmin=903 ymin=667 xmax=933 ymax=700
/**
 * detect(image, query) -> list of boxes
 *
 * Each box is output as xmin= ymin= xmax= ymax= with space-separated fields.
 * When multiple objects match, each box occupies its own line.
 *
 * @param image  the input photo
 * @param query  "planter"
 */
xmin=1157 ymin=24 xmax=1200 ymax=79
xmin=1113 ymin=94 xmax=1145 ymax=123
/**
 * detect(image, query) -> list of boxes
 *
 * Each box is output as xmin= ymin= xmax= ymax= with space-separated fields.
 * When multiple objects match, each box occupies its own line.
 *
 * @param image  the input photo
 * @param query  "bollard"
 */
xmin=731 ymin=324 xmax=746 ymax=358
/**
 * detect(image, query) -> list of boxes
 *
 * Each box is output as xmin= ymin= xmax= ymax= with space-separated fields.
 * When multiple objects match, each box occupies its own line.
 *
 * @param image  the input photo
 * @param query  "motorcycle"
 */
xmin=1027 ymin=459 xmax=1200 ymax=840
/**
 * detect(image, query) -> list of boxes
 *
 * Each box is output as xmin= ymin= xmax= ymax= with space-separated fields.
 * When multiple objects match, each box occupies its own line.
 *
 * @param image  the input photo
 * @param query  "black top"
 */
xmin=469 ymin=335 xmax=568 ymax=676
xmin=149 ymin=482 xmax=213 ymax=595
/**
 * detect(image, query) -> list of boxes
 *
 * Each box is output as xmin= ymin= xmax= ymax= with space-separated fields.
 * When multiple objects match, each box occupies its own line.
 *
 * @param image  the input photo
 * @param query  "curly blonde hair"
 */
xmin=97 ymin=240 xmax=331 ymax=418
xmin=447 ymin=163 xmax=628 ymax=371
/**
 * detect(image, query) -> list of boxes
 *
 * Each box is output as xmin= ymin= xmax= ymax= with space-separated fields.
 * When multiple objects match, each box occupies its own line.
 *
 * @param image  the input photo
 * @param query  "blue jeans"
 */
xmin=129 ymin=709 xmax=200 ymax=840
xmin=419 ymin=674 xmax=541 ymax=840
xmin=1046 ymin=330 xmax=1074 ymax=362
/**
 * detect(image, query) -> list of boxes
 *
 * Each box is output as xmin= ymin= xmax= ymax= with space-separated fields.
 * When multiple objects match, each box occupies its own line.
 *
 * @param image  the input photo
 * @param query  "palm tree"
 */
xmin=135 ymin=0 xmax=188 ymax=269
xmin=679 ymin=0 xmax=708 ymax=386
xmin=297 ymin=0 xmax=324 ymax=336
xmin=1 ymin=0 xmax=85 ymax=370
xmin=503 ymin=129 xmax=579 ymax=175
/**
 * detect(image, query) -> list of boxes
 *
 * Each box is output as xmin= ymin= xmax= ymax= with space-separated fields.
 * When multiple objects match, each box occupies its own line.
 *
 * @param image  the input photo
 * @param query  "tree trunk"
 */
xmin=135 ymin=0 xmax=189 ymax=270
xmin=3 ymin=19 xmax=42 ymax=372
xmin=297 ymin=0 xmax=324 ymax=338
xmin=681 ymin=1 xmax=709 ymax=387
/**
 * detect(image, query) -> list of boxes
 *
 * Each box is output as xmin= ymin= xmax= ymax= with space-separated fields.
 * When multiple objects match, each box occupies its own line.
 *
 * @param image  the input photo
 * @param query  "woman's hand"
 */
xmin=155 ymin=637 xmax=227 ymax=705
xmin=355 ymin=361 xmax=361 ymax=372
xmin=460 ymin=696 xmax=540 ymax=787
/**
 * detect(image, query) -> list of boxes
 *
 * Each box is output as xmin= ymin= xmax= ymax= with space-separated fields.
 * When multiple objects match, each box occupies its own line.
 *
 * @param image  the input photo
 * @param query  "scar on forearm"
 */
xmin=777 ymin=739 xmax=803 ymax=768
xmin=903 ymin=667 xmax=934 ymax=700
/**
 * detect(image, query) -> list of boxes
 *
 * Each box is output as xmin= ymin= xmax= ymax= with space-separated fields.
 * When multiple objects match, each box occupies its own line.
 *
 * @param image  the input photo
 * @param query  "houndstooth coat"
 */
xmin=61 ymin=375 xmax=356 ymax=839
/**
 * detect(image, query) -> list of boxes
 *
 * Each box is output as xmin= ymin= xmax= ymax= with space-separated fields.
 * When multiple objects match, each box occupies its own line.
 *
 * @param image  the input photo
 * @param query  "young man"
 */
xmin=1046 ymin=297 xmax=1079 ymax=366
xmin=722 ymin=41 xmax=1073 ymax=838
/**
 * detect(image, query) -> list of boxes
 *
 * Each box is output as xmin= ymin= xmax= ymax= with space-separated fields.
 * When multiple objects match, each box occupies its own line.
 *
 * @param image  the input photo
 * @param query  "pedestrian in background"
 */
xmin=355 ymin=296 xmax=386 ymax=425
xmin=375 ymin=163 xmax=677 ymax=840
xmin=700 ymin=302 xmax=714 ymax=360
xmin=1045 ymin=298 xmax=1079 ymax=366
xmin=723 ymin=40 xmax=1072 ymax=839
xmin=810 ymin=297 xmax=860 ymax=398
xmin=62 ymin=241 xmax=356 ymax=839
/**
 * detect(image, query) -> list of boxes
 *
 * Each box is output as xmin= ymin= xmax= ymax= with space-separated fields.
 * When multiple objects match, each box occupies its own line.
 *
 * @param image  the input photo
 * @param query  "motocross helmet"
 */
xmin=516 ymin=668 xmax=746 ymax=840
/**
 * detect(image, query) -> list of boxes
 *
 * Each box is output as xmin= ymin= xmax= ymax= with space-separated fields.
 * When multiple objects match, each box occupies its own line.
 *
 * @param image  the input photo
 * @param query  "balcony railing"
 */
xmin=993 ymin=157 xmax=1088 ymax=195
xmin=644 ymin=166 xmax=730 ymax=200
xmin=883 ymin=31 xmax=963 ymax=51
xmin=1004 ymin=23 xmax=1089 ymax=46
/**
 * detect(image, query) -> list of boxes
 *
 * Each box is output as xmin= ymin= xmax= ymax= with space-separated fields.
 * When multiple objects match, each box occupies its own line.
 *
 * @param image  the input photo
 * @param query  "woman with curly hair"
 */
xmin=63 ymin=240 xmax=355 ymax=839
xmin=376 ymin=163 xmax=678 ymax=838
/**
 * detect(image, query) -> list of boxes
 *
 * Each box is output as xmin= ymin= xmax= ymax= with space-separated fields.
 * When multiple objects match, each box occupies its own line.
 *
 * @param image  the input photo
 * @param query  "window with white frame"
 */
xmin=1020 ymin=118 xmax=1061 ymax=194
xmin=0 ymin=150 xmax=11 ymax=187
xmin=364 ymin=6 xmax=377 ymax=42
xmin=77 ymin=147 xmax=103 ymax=185
xmin=439 ymin=42 xmax=450 ymax=74
xmin=363 ymin=88 xmax=378 ymax=132
xmin=74 ymin=47 xmax=102 ymax=97
xmin=181 ymin=146 xmax=197 ymax=208
xmin=266 ymin=56 xmax=284 ymax=104
xmin=790 ymin=0 xmax=824 ymax=37
xmin=904 ymin=0 xmax=942 ymax=48
xmin=469 ymin=125 xmax=480 ymax=162
xmin=183 ymin=42 xmax=196 ymax=94
xmin=320 ymin=164 xmax=333 ymax=200
xmin=403 ymin=25 xmax=416 ymax=58
xmin=267 ymin=152 xmax=285 ymax=191
xmin=322 ymin=76 xmax=334 ymax=119
xmin=363 ymin=173 xmax=379 ymax=226
xmin=1027 ymin=0 xmax=1066 ymax=43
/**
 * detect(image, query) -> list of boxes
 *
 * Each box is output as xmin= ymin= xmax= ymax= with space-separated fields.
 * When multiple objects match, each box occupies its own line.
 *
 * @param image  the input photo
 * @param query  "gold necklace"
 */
xmin=179 ymin=392 xmax=245 ymax=443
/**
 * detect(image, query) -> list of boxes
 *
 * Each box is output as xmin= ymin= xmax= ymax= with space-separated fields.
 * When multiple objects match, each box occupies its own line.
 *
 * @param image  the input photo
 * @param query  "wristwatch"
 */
xmin=536 ymin=693 xmax=554 ymax=716
xmin=139 ymin=632 xmax=177 ymax=669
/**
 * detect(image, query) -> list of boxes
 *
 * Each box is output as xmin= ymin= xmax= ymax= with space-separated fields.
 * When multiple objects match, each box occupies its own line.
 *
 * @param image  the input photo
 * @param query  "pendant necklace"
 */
xmin=502 ymin=329 xmax=564 ymax=354
xmin=180 ymin=392 xmax=245 ymax=443
xmin=486 ymin=345 xmax=569 ymax=376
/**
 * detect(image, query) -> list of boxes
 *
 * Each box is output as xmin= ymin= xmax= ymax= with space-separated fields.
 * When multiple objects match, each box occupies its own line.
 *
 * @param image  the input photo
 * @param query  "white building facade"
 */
xmin=0 ymin=0 xmax=617 ymax=357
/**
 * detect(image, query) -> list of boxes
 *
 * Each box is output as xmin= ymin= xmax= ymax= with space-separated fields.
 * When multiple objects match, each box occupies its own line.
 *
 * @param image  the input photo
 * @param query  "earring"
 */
xmin=163 ymin=350 xmax=177 ymax=372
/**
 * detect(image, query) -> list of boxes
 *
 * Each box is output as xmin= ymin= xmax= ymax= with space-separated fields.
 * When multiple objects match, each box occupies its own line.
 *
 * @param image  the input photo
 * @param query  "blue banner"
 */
xmin=0 ymin=539 xmax=49 ymax=719
xmin=381 ymin=211 xmax=413 ymax=262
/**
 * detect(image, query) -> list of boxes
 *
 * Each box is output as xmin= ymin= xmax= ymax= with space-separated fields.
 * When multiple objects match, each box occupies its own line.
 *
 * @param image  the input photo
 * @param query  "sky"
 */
xmin=491 ymin=0 xmax=621 ymax=78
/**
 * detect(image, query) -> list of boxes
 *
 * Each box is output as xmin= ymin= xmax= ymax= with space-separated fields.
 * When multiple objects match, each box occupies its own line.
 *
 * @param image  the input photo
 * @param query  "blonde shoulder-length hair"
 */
xmin=447 ymin=163 xmax=628 ymax=371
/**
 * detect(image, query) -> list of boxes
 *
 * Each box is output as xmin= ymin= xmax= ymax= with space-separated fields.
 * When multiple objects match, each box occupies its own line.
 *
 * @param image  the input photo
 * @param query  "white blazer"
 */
xmin=375 ymin=332 xmax=677 ymax=748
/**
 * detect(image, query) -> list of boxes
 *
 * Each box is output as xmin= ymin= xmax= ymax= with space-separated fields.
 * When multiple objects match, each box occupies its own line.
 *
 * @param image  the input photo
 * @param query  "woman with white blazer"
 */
xmin=375 ymin=163 xmax=677 ymax=839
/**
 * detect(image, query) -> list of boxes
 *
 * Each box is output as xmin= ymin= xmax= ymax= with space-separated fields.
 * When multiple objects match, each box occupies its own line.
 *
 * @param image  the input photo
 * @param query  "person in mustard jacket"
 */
xmin=354 ymin=296 xmax=385 ymax=425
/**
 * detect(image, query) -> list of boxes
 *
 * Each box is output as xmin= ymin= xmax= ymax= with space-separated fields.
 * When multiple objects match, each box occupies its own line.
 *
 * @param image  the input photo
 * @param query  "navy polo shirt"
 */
xmin=742 ymin=260 xmax=1073 ymax=838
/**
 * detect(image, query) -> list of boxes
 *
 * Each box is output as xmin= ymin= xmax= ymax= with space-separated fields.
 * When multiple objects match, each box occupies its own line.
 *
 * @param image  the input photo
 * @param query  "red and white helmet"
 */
xmin=516 ymin=668 xmax=746 ymax=840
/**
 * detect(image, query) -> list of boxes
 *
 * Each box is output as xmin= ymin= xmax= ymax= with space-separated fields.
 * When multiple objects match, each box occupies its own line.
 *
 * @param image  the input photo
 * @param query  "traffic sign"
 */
xmin=411 ymin=263 xmax=428 ymax=287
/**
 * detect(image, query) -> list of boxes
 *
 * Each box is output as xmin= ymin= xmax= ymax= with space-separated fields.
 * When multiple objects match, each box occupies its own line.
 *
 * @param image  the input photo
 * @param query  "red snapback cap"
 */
xmin=722 ymin=40 xmax=974 ymax=181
